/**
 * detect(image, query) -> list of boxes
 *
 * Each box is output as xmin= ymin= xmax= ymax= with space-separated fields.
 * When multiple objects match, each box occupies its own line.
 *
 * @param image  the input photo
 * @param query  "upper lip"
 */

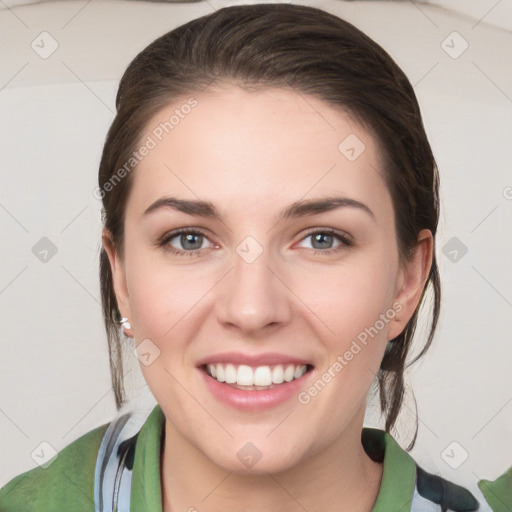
xmin=196 ymin=352 xmax=314 ymax=368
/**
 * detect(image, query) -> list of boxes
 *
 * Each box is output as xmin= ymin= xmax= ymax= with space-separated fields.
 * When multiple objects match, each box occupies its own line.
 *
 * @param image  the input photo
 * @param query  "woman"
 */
xmin=0 ymin=4 xmax=510 ymax=511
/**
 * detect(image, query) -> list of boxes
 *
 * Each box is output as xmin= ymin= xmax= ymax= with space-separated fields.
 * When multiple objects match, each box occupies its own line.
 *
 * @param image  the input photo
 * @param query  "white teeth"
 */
xmin=205 ymin=363 xmax=309 ymax=386
xmin=216 ymin=364 xmax=225 ymax=383
xmin=284 ymin=365 xmax=295 ymax=382
xmin=237 ymin=365 xmax=254 ymax=386
xmin=254 ymin=366 xmax=272 ymax=386
xmin=294 ymin=365 xmax=304 ymax=379
xmin=272 ymin=365 xmax=284 ymax=384
xmin=225 ymin=364 xmax=237 ymax=384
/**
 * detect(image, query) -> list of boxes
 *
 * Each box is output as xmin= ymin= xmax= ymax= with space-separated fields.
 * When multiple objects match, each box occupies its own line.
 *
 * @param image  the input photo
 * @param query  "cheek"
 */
xmin=124 ymin=257 xmax=207 ymax=399
xmin=291 ymin=255 xmax=398 ymax=396
xmin=124 ymin=247 xmax=210 ymax=341
xmin=296 ymin=256 xmax=397 ymax=341
xmin=294 ymin=264 xmax=395 ymax=417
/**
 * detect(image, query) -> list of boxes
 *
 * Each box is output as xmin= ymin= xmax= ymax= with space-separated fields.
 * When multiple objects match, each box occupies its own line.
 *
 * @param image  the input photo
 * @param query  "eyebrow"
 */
xmin=142 ymin=195 xmax=376 ymax=222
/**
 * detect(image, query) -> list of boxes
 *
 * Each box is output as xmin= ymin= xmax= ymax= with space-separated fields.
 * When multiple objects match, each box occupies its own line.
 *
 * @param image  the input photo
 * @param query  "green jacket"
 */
xmin=0 ymin=404 xmax=510 ymax=511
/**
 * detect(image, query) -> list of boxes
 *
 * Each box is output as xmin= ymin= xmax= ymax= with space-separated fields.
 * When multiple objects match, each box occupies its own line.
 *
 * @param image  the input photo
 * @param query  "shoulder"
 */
xmin=477 ymin=465 xmax=512 ymax=512
xmin=369 ymin=428 xmax=511 ymax=512
xmin=0 ymin=422 xmax=109 ymax=512
xmin=412 ymin=464 xmax=480 ymax=511
xmin=412 ymin=462 xmax=512 ymax=512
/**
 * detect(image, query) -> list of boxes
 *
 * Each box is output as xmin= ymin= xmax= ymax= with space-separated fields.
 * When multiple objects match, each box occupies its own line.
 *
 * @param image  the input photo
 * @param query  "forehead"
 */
xmin=126 ymin=85 xmax=391 ymax=221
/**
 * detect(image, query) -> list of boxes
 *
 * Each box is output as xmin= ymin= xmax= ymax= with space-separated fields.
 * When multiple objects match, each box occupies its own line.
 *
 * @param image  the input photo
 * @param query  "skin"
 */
xmin=103 ymin=84 xmax=433 ymax=512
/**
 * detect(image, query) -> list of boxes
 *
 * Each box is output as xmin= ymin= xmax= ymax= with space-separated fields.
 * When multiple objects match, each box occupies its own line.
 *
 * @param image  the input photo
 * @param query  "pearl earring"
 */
xmin=120 ymin=317 xmax=131 ymax=330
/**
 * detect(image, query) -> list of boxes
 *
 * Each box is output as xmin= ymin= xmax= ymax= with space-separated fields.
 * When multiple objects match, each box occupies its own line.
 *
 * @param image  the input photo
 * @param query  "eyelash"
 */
xmin=157 ymin=227 xmax=353 ymax=258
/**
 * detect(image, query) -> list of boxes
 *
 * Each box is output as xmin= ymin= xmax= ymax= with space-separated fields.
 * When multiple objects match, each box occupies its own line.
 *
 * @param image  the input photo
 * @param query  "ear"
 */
xmin=387 ymin=229 xmax=434 ymax=341
xmin=102 ymin=227 xmax=132 ymax=323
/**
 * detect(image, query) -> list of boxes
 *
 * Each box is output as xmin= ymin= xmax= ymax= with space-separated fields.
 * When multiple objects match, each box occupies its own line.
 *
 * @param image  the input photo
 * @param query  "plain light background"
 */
xmin=1 ymin=0 xmax=511 ymax=503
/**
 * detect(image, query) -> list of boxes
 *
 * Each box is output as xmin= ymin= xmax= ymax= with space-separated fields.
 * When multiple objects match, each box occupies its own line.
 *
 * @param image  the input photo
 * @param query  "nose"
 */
xmin=215 ymin=243 xmax=292 ymax=335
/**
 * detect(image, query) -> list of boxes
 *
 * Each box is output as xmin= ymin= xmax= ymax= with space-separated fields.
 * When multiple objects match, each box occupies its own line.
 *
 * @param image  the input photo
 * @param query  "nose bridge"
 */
xmin=216 ymin=234 xmax=291 ymax=333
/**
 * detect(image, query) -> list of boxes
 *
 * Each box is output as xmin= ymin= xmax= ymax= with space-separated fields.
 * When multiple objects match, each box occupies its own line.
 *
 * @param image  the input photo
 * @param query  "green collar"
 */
xmin=130 ymin=405 xmax=416 ymax=512
xmin=130 ymin=405 xmax=165 ymax=512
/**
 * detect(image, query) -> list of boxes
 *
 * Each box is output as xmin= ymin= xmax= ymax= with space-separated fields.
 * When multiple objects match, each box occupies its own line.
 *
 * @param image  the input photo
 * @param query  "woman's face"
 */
xmin=104 ymin=84 xmax=430 ymax=473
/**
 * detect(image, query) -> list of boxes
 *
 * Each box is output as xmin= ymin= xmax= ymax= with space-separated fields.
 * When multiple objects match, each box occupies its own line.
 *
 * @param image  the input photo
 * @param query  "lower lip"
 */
xmin=198 ymin=366 xmax=313 ymax=411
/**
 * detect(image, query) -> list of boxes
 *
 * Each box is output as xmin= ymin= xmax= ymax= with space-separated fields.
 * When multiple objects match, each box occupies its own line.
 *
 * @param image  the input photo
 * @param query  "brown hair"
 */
xmin=98 ymin=3 xmax=440 ymax=450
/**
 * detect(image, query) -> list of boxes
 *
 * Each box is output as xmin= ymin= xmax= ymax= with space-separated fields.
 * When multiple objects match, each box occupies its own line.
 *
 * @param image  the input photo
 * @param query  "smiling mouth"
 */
xmin=200 ymin=363 xmax=314 ymax=390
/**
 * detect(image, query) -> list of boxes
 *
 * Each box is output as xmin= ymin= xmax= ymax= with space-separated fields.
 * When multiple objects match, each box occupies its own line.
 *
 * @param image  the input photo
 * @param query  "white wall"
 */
xmin=0 ymin=0 xmax=511 ymax=500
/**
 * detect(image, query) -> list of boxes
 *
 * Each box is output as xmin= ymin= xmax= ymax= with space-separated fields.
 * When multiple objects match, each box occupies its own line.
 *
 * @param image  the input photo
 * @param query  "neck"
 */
xmin=160 ymin=407 xmax=383 ymax=512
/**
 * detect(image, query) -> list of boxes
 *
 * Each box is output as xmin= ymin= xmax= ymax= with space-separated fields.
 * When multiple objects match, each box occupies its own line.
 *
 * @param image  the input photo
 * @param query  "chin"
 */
xmin=204 ymin=443 xmax=304 ymax=475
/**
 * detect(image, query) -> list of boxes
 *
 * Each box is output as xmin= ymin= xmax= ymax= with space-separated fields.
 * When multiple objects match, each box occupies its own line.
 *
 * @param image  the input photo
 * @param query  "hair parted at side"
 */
xmin=98 ymin=3 xmax=440 ymax=450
